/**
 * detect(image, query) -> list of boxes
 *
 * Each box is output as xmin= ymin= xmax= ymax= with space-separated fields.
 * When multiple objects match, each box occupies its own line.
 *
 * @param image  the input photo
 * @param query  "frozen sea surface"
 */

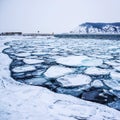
xmin=1 ymin=36 xmax=120 ymax=120
xmin=3 ymin=36 xmax=120 ymax=106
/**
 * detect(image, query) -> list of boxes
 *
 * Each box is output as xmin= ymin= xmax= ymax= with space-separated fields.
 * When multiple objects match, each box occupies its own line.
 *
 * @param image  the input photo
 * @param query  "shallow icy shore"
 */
xmin=0 ymin=36 xmax=120 ymax=120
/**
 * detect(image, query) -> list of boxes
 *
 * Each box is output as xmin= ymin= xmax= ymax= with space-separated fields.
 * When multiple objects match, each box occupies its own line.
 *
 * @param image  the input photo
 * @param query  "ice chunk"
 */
xmin=91 ymin=80 xmax=104 ymax=88
xmin=56 ymin=87 xmax=83 ymax=97
xmin=114 ymin=66 xmax=120 ymax=72
xmin=15 ymin=52 xmax=31 ymax=57
xmin=103 ymin=80 xmax=120 ymax=91
xmin=56 ymin=55 xmax=103 ymax=67
xmin=32 ymin=70 xmax=44 ymax=76
xmin=57 ymin=74 xmax=92 ymax=87
xmin=84 ymin=67 xmax=110 ymax=76
xmin=115 ymin=60 xmax=120 ymax=63
xmin=110 ymin=71 xmax=120 ymax=81
xmin=105 ymin=60 xmax=120 ymax=66
xmin=12 ymin=65 xmax=36 ymax=73
xmin=98 ymin=64 xmax=111 ymax=69
xmin=89 ymin=54 xmax=113 ymax=59
xmin=24 ymin=77 xmax=47 ymax=85
xmin=32 ymin=52 xmax=46 ymax=56
xmin=44 ymin=66 xmax=74 ymax=78
xmin=23 ymin=58 xmax=44 ymax=64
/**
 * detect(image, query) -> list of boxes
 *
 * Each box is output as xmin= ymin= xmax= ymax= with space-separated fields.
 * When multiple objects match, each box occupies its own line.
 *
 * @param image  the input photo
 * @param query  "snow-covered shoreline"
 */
xmin=0 ymin=36 xmax=120 ymax=120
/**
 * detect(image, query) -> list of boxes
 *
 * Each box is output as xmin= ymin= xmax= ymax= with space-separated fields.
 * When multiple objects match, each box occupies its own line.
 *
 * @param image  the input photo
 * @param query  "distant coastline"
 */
xmin=1 ymin=22 xmax=120 ymax=37
xmin=1 ymin=22 xmax=120 ymax=40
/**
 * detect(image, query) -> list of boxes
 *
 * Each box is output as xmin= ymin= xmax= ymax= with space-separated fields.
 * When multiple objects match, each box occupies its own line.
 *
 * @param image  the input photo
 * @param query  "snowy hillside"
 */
xmin=70 ymin=22 xmax=120 ymax=34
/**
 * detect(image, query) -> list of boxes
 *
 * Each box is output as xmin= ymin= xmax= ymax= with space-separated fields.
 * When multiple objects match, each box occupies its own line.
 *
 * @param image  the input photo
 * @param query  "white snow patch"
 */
xmin=57 ymin=74 xmax=92 ymax=87
xmin=85 ymin=67 xmax=110 ymax=75
xmin=44 ymin=66 xmax=74 ymax=78
xmin=56 ymin=55 xmax=103 ymax=67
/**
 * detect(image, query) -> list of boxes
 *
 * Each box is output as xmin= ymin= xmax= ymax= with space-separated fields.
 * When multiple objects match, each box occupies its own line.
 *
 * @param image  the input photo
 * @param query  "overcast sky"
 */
xmin=0 ymin=0 xmax=120 ymax=33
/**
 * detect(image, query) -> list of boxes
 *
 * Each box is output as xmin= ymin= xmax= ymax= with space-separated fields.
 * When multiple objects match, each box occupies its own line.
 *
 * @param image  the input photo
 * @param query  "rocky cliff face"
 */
xmin=70 ymin=22 xmax=120 ymax=34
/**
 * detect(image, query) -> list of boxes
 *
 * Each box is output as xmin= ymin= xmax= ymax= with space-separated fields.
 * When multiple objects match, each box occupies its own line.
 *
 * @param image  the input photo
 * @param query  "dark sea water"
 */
xmin=3 ymin=36 xmax=120 ymax=110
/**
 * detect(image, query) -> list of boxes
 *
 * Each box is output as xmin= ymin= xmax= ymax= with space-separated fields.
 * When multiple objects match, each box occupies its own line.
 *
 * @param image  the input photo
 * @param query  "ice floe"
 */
xmin=32 ymin=70 xmax=44 ymax=76
xmin=15 ymin=52 xmax=31 ymax=57
xmin=110 ymin=71 xmax=120 ymax=81
xmin=105 ymin=60 xmax=120 ymax=66
xmin=91 ymin=80 xmax=104 ymax=88
xmin=23 ymin=58 xmax=44 ymax=64
xmin=103 ymin=80 xmax=120 ymax=91
xmin=89 ymin=54 xmax=113 ymax=59
xmin=12 ymin=65 xmax=36 ymax=73
xmin=24 ymin=77 xmax=47 ymax=85
xmin=32 ymin=52 xmax=47 ymax=56
xmin=57 ymin=74 xmax=92 ymax=87
xmin=114 ymin=66 xmax=120 ymax=72
xmin=95 ymin=55 xmax=113 ymax=59
xmin=56 ymin=55 xmax=103 ymax=67
xmin=56 ymin=87 xmax=85 ymax=96
xmin=44 ymin=65 xmax=74 ymax=78
xmin=84 ymin=67 xmax=110 ymax=76
xmin=115 ymin=60 xmax=120 ymax=63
